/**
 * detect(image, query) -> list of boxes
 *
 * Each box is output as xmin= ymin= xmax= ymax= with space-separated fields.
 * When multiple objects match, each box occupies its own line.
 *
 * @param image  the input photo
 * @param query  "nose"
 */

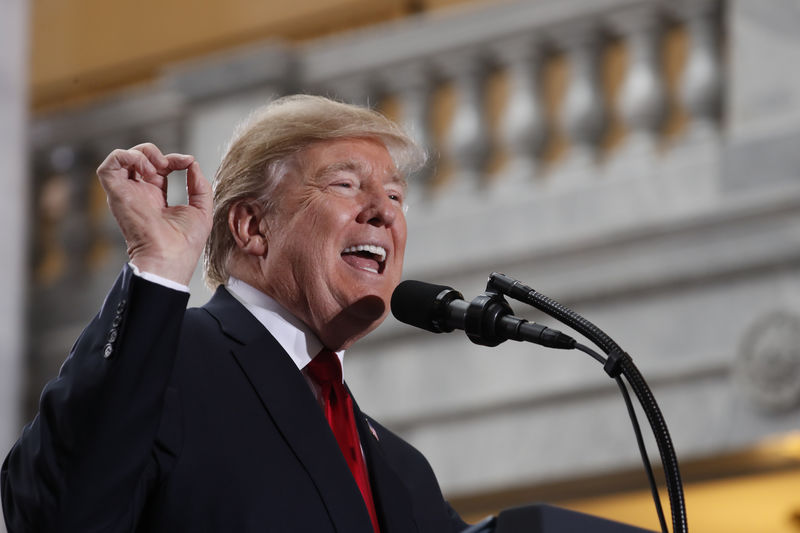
xmin=356 ymin=186 xmax=398 ymax=227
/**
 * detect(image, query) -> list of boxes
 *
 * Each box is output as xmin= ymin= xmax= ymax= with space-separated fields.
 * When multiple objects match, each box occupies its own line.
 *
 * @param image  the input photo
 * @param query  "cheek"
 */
xmin=308 ymin=199 xmax=349 ymax=230
xmin=291 ymin=242 xmax=327 ymax=275
xmin=394 ymin=225 xmax=408 ymax=260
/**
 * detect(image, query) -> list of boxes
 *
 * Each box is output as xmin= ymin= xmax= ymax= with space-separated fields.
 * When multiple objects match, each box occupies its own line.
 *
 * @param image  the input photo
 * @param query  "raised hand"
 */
xmin=97 ymin=143 xmax=213 ymax=285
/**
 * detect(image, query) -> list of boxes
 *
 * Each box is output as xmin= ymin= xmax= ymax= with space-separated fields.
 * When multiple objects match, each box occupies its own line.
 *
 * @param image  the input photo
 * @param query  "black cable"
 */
xmin=616 ymin=375 xmax=669 ymax=533
xmin=575 ymin=342 xmax=607 ymax=365
xmin=620 ymin=357 xmax=687 ymax=533
xmin=575 ymin=343 xmax=668 ymax=533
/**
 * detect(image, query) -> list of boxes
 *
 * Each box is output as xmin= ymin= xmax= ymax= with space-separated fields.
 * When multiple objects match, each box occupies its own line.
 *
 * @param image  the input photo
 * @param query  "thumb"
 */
xmin=186 ymin=161 xmax=213 ymax=217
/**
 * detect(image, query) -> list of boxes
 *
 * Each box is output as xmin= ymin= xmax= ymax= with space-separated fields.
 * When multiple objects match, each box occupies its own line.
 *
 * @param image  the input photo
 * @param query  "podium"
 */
xmin=464 ymin=504 xmax=657 ymax=533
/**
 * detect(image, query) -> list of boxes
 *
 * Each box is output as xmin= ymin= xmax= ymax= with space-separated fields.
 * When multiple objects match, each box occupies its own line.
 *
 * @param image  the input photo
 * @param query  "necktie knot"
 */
xmin=306 ymin=349 xmax=342 ymax=388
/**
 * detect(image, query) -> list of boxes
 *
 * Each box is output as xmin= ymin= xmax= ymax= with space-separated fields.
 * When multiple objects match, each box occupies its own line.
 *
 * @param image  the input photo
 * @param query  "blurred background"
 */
xmin=4 ymin=0 xmax=800 ymax=530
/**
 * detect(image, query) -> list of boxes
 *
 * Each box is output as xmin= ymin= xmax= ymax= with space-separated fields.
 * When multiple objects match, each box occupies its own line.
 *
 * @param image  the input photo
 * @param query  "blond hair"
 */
xmin=203 ymin=94 xmax=425 ymax=288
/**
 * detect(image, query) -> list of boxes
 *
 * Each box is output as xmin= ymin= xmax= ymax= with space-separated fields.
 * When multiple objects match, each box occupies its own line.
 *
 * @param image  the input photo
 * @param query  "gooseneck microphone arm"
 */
xmin=487 ymin=272 xmax=687 ymax=533
xmin=390 ymin=277 xmax=685 ymax=533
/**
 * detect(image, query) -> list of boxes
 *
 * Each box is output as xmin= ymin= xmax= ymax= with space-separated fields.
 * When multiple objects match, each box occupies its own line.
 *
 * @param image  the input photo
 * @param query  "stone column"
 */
xmin=0 ymin=3 xmax=29 ymax=531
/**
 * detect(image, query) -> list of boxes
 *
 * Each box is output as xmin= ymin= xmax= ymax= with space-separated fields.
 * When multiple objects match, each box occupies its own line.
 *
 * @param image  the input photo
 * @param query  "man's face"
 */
xmin=259 ymin=138 xmax=408 ymax=349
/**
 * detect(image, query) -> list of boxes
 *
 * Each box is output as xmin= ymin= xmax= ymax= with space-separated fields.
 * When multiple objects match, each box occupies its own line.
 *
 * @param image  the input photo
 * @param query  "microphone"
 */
xmin=391 ymin=280 xmax=575 ymax=349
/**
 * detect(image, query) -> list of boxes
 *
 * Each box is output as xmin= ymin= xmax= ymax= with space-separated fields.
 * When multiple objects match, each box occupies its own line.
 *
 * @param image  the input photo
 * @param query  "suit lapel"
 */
xmin=351 ymin=394 xmax=420 ymax=533
xmin=203 ymin=287 xmax=373 ymax=533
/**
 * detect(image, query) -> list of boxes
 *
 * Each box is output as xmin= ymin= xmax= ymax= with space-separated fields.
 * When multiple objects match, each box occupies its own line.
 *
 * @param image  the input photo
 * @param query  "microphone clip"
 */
xmin=464 ymin=287 xmax=514 ymax=347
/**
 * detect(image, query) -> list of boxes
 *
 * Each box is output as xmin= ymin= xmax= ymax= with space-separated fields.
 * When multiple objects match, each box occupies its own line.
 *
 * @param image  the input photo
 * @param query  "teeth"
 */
xmin=342 ymin=244 xmax=386 ymax=262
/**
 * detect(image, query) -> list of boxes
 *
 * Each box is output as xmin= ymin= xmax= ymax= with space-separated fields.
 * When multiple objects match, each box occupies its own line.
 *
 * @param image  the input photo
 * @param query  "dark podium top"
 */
xmin=463 ymin=504 xmax=657 ymax=533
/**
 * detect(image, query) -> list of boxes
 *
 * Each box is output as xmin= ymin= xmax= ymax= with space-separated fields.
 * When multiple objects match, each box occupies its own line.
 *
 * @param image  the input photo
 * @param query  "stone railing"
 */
xmin=28 ymin=0 xmax=724 ymax=291
xmin=300 ymin=0 xmax=723 ymax=200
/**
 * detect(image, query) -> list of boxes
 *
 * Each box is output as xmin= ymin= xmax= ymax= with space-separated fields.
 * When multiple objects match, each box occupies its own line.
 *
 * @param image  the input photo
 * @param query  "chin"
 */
xmin=348 ymin=294 xmax=388 ymax=322
xmin=324 ymin=295 xmax=388 ymax=350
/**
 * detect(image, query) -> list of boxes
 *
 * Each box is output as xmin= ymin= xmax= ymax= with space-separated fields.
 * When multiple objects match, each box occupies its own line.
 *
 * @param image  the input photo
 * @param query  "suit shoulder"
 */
xmin=184 ymin=305 xmax=216 ymax=327
xmin=179 ymin=306 xmax=225 ymax=349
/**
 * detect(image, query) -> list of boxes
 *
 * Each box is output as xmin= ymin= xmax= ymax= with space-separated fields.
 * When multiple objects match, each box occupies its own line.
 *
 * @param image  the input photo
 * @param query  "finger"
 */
xmin=131 ymin=142 xmax=170 ymax=172
xmin=139 ymin=152 xmax=194 ymax=194
xmin=161 ymin=153 xmax=196 ymax=174
xmin=186 ymin=161 xmax=213 ymax=215
xmin=140 ymin=172 xmax=168 ymax=196
xmin=98 ymin=149 xmax=157 ymax=186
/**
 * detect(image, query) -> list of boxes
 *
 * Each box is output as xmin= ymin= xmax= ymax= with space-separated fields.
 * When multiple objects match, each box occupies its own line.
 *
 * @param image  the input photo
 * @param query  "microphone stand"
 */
xmin=486 ymin=273 xmax=688 ymax=533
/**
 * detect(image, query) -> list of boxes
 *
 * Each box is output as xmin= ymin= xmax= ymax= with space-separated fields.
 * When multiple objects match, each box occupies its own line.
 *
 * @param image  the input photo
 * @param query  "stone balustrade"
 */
xmin=301 ymin=0 xmax=723 ymax=196
xmin=29 ymin=0 xmax=724 ymax=293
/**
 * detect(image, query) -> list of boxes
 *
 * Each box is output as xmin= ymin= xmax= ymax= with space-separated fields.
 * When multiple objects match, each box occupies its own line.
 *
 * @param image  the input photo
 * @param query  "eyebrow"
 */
xmin=316 ymin=160 xmax=364 ymax=180
xmin=317 ymin=159 xmax=407 ymax=191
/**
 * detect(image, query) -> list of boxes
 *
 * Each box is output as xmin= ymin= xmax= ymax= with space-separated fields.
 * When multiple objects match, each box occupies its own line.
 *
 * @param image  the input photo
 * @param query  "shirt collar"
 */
xmin=225 ymin=277 xmax=345 ymax=377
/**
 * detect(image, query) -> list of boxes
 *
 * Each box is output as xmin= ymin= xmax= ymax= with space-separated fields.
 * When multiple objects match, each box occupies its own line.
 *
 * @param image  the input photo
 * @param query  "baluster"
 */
xmin=382 ymin=62 xmax=435 ymax=205
xmin=493 ymin=35 xmax=547 ymax=192
xmin=678 ymin=0 xmax=722 ymax=142
xmin=34 ymin=150 xmax=69 ymax=286
xmin=558 ymin=25 xmax=607 ymax=172
xmin=49 ymin=145 xmax=93 ymax=282
xmin=439 ymin=50 xmax=491 ymax=195
xmin=613 ymin=7 xmax=667 ymax=157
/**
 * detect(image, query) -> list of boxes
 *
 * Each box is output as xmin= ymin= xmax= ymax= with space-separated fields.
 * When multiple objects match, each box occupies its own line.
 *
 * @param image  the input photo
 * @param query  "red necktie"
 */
xmin=306 ymin=350 xmax=381 ymax=533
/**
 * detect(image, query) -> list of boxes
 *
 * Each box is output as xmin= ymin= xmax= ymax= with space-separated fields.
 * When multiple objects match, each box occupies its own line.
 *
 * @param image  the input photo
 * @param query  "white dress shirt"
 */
xmin=225 ymin=277 xmax=346 ymax=399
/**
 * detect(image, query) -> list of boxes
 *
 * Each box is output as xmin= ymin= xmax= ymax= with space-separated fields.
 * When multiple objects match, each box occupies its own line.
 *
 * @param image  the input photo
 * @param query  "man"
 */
xmin=2 ymin=95 xmax=468 ymax=532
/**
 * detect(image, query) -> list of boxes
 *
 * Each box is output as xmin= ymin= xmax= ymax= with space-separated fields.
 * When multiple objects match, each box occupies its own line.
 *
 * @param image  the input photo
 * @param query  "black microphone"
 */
xmin=391 ymin=280 xmax=575 ymax=349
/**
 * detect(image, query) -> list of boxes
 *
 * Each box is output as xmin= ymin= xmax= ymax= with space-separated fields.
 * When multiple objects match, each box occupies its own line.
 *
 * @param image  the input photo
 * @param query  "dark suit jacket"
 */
xmin=2 ymin=266 xmax=467 ymax=533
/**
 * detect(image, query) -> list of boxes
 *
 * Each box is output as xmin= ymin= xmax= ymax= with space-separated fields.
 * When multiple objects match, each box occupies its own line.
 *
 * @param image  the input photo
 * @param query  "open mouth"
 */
xmin=341 ymin=244 xmax=387 ymax=274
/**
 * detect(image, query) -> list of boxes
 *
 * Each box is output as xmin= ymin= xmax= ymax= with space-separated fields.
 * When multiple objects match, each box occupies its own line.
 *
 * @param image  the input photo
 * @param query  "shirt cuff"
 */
xmin=128 ymin=262 xmax=190 ymax=293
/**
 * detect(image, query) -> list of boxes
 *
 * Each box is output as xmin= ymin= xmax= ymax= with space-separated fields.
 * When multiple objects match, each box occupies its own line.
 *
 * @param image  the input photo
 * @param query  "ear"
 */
xmin=228 ymin=200 xmax=268 ymax=257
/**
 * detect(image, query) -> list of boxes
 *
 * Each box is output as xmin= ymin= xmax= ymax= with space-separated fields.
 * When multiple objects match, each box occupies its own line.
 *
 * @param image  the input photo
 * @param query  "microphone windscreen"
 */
xmin=391 ymin=280 xmax=456 ymax=332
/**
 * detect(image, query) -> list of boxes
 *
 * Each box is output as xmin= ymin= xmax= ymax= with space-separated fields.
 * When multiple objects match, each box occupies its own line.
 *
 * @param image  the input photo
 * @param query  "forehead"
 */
xmin=302 ymin=138 xmax=406 ymax=187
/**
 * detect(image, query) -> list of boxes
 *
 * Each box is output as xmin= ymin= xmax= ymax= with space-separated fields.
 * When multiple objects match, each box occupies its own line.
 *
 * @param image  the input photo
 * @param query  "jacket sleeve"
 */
xmin=1 ymin=265 xmax=190 ymax=532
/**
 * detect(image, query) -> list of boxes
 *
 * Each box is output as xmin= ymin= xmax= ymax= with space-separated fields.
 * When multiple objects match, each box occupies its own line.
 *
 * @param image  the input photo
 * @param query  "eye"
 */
xmin=386 ymin=188 xmax=405 ymax=205
xmin=327 ymin=177 xmax=359 ymax=194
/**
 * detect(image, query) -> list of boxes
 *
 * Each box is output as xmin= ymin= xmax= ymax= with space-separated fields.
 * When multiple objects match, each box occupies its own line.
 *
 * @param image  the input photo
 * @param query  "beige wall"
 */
xmin=30 ymin=0 xmax=488 ymax=112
